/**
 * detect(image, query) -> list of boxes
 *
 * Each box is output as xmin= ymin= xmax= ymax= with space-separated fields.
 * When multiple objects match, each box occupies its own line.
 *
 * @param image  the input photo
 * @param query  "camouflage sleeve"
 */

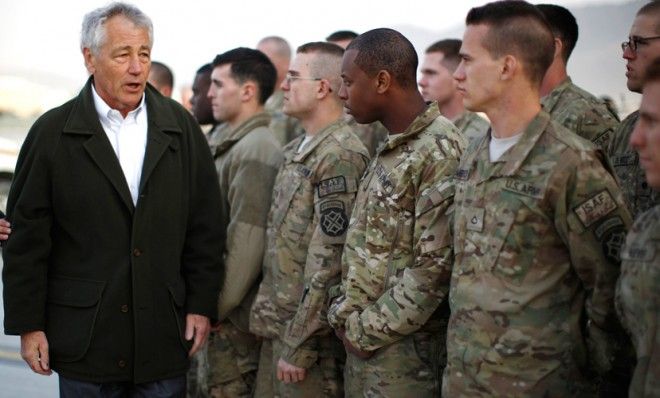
xmin=576 ymin=108 xmax=618 ymax=150
xmin=279 ymin=154 xmax=366 ymax=368
xmin=556 ymin=149 xmax=633 ymax=374
xmin=343 ymin=157 xmax=457 ymax=352
xmin=217 ymin=151 xmax=280 ymax=320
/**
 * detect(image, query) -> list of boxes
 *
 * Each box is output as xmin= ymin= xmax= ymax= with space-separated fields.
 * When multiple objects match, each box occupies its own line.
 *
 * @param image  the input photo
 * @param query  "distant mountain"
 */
xmin=394 ymin=0 xmax=644 ymax=117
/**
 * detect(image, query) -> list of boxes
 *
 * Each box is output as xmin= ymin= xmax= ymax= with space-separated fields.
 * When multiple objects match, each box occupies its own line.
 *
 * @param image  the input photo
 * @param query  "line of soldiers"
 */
xmin=176 ymin=1 xmax=660 ymax=397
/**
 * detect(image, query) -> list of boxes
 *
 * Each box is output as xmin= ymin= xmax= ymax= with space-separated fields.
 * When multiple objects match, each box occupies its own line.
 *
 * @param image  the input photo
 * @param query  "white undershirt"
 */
xmin=489 ymin=133 xmax=523 ymax=162
xmin=92 ymin=85 xmax=148 ymax=205
xmin=297 ymin=135 xmax=314 ymax=153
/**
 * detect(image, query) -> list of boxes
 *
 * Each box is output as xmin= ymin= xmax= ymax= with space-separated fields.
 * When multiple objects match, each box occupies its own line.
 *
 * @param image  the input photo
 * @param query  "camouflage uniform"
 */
xmin=265 ymin=90 xmax=305 ymax=146
xmin=344 ymin=114 xmax=389 ymax=158
xmin=608 ymin=111 xmax=660 ymax=217
xmin=616 ymin=205 xmax=660 ymax=398
xmin=206 ymin=112 xmax=283 ymax=397
xmin=327 ymin=103 xmax=464 ymax=397
xmin=444 ymin=111 xmax=633 ymax=397
xmin=250 ymin=119 xmax=369 ymax=397
xmin=542 ymin=77 xmax=619 ymax=149
xmin=453 ymin=111 xmax=489 ymax=146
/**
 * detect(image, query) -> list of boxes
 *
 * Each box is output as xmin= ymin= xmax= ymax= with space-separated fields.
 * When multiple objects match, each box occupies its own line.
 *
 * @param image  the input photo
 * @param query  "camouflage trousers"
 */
xmin=188 ymin=321 xmax=260 ymax=398
xmin=253 ymin=337 xmax=344 ymax=398
xmin=344 ymin=332 xmax=442 ymax=398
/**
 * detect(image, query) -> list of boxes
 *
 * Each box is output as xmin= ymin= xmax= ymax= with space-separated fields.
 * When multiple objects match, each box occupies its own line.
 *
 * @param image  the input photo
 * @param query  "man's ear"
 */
xmin=501 ymin=55 xmax=518 ymax=81
xmin=375 ymin=70 xmax=391 ymax=94
xmin=240 ymin=81 xmax=257 ymax=103
xmin=83 ymin=48 xmax=96 ymax=75
xmin=317 ymin=79 xmax=333 ymax=99
xmin=553 ymin=37 xmax=564 ymax=61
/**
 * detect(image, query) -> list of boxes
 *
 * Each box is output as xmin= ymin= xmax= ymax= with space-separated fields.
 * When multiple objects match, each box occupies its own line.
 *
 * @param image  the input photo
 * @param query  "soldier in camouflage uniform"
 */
xmin=616 ymin=58 xmax=660 ymax=398
xmin=206 ymin=48 xmax=283 ymax=398
xmin=608 ymin=2 xmax=660 ymax=218
xmin=538 ymin=4 xmax=619 ymax=150
xmin=445 ymin=3 xmax=632 ymax=397
xmin=419 ymin=39 xmax=489 ymax=146
xmin=326 ymin=28 xmax=465 ymax=397
xmin=258 ymin=36 xmax=306 ymax=146
xmin=250 ymin=42 xmax=369 ymax=398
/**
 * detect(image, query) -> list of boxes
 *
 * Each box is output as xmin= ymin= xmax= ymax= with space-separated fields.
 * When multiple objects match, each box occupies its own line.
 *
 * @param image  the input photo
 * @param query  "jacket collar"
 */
xmin=541 ymin=76 xmax=573 ymax=114
xmin=383 ymin=102 xmax=441 ymax=150
xmin=211 ymin=112 xmax=270 ymax=156
xmin=289 ymin=118 xmax=345 ymax=163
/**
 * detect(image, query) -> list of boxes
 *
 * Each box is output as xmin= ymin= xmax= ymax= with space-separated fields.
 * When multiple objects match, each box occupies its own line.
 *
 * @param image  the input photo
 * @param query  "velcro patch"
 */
xmin=296 ymin=165 xmax=312 ymax=178
xmin=622 ymin=244 xmax=656 ymax=262
xmin=320 ymin=200 xmax=348 ymax=237
xmin=503 ymin=179 xmax=544 ymax=199
xmin=455 ymin=169 xmax=470 ymax=180
xmin=318 ymin=176 xmax=347 ymax=198
xmin=574 ymin=189 xmax=618 ymax=227
xmin=465 ymin=207 xmax=485 ymax=232
xmin=611 ymin=154 xmax=637 ymax=167
xmin=375 ymin=164 xmax=395 ymax=194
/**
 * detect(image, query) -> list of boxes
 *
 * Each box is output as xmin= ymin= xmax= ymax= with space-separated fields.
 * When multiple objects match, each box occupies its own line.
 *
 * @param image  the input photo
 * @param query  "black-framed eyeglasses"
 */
xmin=621 ymin=35 xmax=660 ymax=53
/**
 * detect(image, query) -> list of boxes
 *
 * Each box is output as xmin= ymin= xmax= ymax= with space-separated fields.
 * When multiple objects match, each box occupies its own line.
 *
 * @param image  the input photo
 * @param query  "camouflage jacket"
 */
xmin=453 ymin=111 xmax=489 ymax=146
xmin=608 ymin=111 xmax=660 ymax=218
xmin=265 ymin=90 xmax=305 ymax=146
xmin=616 ymin=205 xmax=660 ymax=398
xmin=327 ymin=103 xmax=465 ymax=352
xmin=444 ymin=111 xmax=632 ymax=397
xmin=249 ymin=119 xmax=369 ymax=368
xmin=210 ymin=112 xmax=283 ymax=331
xmin=542 ymin=77 xmax=619 ymax=149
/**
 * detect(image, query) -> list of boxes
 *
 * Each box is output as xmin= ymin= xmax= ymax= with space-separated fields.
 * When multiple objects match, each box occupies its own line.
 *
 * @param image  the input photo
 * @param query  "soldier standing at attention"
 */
xmin=444 ymin=2 xmax=632 ymax=397
xmin=250 ymin=41 xmax=369 ymax=398
xmin=609 ymin=1 xmax=660 ymax=217
xmin=327 ymin=28 xmax=464 ymax=397
xmin=205 ymin=48 xmax=283 ymax=397
xmin=538 ymin=4 xmax=619 ymax=149
xmin=616 ymin=57 xmax=660 ymax=398
xmin=419 ymin=39 xmax=489 ymax=146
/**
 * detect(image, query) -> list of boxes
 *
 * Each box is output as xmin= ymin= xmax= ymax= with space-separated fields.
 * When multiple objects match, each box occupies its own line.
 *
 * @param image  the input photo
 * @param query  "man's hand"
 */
xmin=20 ymin=331 xmax=52 ymax=375
xmin=277 ymin=358 xmax=306 ymax=383
xmin=185 ymin=313 xmax=210 ymax=357
xmin=335 ymin=328 xmax=374 ymax=360
xmin=0 ymin=218 xmax=11 ymax=241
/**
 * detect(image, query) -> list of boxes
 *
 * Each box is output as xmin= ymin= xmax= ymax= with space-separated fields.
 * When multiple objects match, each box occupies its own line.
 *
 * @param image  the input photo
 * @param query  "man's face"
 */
xmin=191 ymin=71 xmax=214 ymax=125
xmin=281 ymin=53 xmax=320 ymax=120
xmin=83 ymin=15 xmax=151 ymax=117
xmin=624 ymin=14 xmax=660 ymax=93
xmin=338 ymin=49 xmax=379 ymax=124
xmin=631 ymin=80 xmax=660 ymax=189
xmin=208 ymin=64 xmax=243 ymax=124
xmin=419 ymin=52 xmax=457 ymax=105
xmin=453 ymin=24 xmax=502 ymax=113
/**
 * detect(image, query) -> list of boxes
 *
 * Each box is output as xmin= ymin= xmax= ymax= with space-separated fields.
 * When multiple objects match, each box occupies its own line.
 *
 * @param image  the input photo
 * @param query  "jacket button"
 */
xmin=132 ymin=248 xmax=142 ymax=257
xmin=120 ymin=304 xmax=129 ymax=313
xmin=118 ymin=360 xmax=126 ymax=368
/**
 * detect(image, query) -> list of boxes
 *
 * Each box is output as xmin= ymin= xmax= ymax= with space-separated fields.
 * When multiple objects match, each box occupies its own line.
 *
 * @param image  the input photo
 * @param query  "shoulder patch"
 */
xmin=320 ymin=200 xmax=348 ymax=237
xmin=318 ymin=176 xmax=346 ymax=197
xmin=574 ymin=189 xmax=618 ymax=227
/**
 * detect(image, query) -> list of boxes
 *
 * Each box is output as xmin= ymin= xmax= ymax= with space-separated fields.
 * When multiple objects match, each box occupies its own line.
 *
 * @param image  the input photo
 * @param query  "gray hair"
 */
xmin=80 ymin=2 xmax=153 ymax=55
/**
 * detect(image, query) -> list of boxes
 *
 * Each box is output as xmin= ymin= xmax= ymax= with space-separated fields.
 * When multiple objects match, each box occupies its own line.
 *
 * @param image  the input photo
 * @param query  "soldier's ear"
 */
xmin=317 ymin=78 xmax=332 ymax=99
xmin=553 ymin=37 xmax=564 ymax=61
xmin=240 ymin=81 xmax=257 ymax=103
xmin=375 ymin=70 xmax=391 ymax=94
xmin=501 ymin=55 xmax=517 ymax=81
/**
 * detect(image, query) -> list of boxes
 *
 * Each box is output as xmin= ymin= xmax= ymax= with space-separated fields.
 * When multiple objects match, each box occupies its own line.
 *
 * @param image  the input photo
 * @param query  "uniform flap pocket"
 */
xmin=168 ymin=280 xmax=186 ymax=307
xmin=47 ymin=276 xmax=105 ymax=308
xmin=417 ymin=179 xmax=455 ymax=217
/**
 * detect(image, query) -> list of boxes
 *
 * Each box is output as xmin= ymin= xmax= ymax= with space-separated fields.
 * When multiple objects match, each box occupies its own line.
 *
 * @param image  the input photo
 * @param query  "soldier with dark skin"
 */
xmin=327 ymin=28 xmax=464 ymax=397
xmin=445 ymin=2 xmax=632 ymax=396
xmin=609 ymin=1 xmax=660 ymax=218
xmin=148 ymin=60 xmax=174 ymax=98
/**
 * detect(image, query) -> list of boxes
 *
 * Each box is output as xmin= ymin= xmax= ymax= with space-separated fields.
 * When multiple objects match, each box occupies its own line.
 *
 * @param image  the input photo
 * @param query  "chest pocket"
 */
xmin=271 ymin=165 xmax=310 ymax=231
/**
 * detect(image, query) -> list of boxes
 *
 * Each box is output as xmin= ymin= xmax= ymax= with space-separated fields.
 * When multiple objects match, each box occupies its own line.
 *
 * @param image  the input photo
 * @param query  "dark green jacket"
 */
xmin=2 ymin=79 xmax=225 ymax=383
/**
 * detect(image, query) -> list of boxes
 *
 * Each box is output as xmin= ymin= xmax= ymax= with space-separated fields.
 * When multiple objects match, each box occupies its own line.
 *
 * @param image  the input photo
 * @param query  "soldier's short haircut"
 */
xmin=466 ymin=0 xmax=555 ymax=86
xmin=257 ymin=36 xmax=292 ymax=60
xmin=81 ymin=2 xmax=153 ymax=55
xmin=326 ymin=30 xmax=359 ymax=43
xmin=644 ymin=58 xmax=660 ymax=84
xmin=537 ymin=4 xmax=578 ymax=63
xmin=297 ymin=42 xmax=345 ymax=93
xmin=638 ymin=1 xmax=660 ymax=33
xmin=426 ymin=39 xmax=463 ymax=72
xmin=213 ymin=47 xmax=276 ymax=105
xmin=150 ymin=61 xmax=174 ymax=89
xmin=346 ymin=28 xmax=418 ymax=89
xmin=196 ymin=63 xmax=213 ymax=75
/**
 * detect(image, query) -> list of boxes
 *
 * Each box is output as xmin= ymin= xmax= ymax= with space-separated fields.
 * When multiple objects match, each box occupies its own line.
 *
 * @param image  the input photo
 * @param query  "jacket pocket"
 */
xmin=46 ymin=276 xmax=106 ymax=362
xmin=168 ymin=281 xmax=193 ymax=354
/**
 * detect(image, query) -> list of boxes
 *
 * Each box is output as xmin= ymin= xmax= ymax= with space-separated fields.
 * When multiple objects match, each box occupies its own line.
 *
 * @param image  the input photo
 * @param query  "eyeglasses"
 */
xmin=621 ymin=35 xmax=660 ymax=53
xmin=285 ymin=74 xmax=323 ymax=85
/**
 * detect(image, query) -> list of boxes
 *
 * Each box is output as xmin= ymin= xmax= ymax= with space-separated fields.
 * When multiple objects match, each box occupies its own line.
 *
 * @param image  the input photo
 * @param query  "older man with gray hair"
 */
xmin=1 ymin=2 xmax=224 ymax=396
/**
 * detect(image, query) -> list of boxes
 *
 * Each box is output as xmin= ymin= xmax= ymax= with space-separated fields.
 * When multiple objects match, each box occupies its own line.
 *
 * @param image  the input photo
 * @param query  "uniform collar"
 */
xmin=210 ymin=112 xmax=271 ymax=155
xmin=384 ymin=102 xmax=441 ymax=150
xmin=541 ymin=76 xmax=573 ymax=114
xmin=288 ymin=118 xmax=346 ymax=163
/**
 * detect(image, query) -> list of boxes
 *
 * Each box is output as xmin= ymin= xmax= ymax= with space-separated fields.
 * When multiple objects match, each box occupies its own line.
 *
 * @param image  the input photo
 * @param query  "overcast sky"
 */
xmin=0 ymin=0 xmax=630 ymax=115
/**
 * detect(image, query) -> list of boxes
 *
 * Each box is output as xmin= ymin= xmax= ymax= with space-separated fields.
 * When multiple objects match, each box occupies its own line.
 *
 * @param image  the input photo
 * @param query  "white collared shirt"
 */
xmin=91 ymin=85 xmax=148 ymax=205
